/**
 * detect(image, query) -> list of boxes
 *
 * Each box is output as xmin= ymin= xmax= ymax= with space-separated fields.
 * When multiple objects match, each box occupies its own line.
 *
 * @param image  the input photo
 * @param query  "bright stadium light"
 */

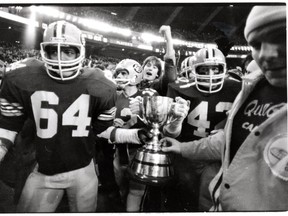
xmin=66 ymin=14 xmax=71 ymax=21
xmin=35 ymin=6 xmax=60 ymax=18
xmin=59 ymin=12 xmax=65 ymax=19
xmin=138 ymin=44 xmax=153 ymax=51
xmin=112 ymin=27 xmax=131 ymax=37
xmin=0 ymin=10 xmax=39 ymax=27
xmin=173 ymin=38 xmax=186 ymax=46
xmin=25 ymin=6 xmax=38 ymax=48
xmin=85 ymin=19 xmax=111 ymax=32
xmin=141 ymin=32 xmax=164 ymax=43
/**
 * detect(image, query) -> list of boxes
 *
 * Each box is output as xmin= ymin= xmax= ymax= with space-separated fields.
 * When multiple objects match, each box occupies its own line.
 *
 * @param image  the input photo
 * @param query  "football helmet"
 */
xmin=191 ymin=47 xmax=226 ymax=93
xmin=114 ymin=59 xmax=142 ymax=87
xmin=180 ymin=56 xmax=196 ymax=80
xmin=40 ymin=20 xmax=85 ymax=81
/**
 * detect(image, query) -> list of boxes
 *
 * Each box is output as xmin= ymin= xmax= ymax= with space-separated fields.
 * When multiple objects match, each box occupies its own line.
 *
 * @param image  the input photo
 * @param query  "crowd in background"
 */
xmin=0 ymin=41 xmax=40 ymax=64
xmin=61 ymin=7 xmax=246 ymax=45
xmin=0 ymin=40 xmax=251 ymax=80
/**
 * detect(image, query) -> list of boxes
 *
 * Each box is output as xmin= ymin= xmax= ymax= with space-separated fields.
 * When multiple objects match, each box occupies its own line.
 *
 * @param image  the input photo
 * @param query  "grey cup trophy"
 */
xmin=128 ymin=95 xmax=175 ymax=185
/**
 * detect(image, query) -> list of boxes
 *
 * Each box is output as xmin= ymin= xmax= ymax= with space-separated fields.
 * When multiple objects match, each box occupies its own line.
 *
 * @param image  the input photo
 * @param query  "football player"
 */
xmin=112 ymin=57 xmax=179 ymax=212
xmin=0 ymin=20 xmax=117 ymax=212
xmin=163 ymin=47 xmax=241 ymax=211
xmin=112 ymin=58 xmax=147 ymax=212
xmin=179 ymin=56 xmax=195 ymax=81
xmin=0 ymin=58 xmax=40 ymax=213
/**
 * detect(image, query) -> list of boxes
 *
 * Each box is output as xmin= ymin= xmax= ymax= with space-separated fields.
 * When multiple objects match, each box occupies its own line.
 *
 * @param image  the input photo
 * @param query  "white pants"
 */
xmin=17 ymin=160 xmax=98 ymax=212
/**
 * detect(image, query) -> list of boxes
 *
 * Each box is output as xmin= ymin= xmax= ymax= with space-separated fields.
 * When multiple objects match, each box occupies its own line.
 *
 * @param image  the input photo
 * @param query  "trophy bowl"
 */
xmin=128 ymin=95 xmax=175 ymax=185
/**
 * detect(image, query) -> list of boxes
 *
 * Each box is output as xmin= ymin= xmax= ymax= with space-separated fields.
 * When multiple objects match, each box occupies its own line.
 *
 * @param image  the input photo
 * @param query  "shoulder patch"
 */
xmin=263 ymin=134 xmax=288 ymax=181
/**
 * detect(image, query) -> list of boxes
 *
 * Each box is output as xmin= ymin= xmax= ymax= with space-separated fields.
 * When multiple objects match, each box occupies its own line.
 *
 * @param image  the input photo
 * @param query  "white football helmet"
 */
xmin=114 ymin=59 xmax=142 ymax=87
xmin=180 ymin=56 xmax=196 ymax=80
xmin=191 ymin=47 xmax=226 ymax=93
xmin=40 ymin=20 xmax=85 ymax=81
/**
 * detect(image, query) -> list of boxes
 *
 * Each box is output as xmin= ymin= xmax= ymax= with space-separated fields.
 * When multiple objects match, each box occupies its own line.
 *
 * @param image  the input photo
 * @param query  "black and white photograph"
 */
xmin=0 ymin=1 xmax=287 ymax=213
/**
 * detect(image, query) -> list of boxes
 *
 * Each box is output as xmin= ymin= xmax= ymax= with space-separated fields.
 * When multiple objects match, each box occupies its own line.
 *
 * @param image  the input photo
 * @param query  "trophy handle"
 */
xmin=165 ymin=102 xmax=178 ymax=125
xmin=129 ymin=96 xmax=147 ymax=124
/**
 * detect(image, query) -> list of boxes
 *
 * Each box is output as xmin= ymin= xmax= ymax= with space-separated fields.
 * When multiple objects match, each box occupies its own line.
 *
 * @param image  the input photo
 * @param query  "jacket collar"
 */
xmin=242 ymin=68 xmax=263 ymax=84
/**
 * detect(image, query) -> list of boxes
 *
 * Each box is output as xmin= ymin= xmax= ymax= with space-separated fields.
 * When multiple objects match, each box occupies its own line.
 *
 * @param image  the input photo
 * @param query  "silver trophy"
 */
xmin=128 ymin=95 xmax=176 ymax=185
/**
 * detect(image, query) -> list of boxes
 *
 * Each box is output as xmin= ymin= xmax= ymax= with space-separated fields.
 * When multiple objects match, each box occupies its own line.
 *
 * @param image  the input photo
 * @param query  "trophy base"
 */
xmin=128 ymin=147 xmax=174 ymax=186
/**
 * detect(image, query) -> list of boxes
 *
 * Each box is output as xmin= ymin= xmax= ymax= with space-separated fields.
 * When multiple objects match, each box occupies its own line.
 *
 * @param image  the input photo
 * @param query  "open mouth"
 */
xmin=145 ymin=71 xmax=152 ymax=76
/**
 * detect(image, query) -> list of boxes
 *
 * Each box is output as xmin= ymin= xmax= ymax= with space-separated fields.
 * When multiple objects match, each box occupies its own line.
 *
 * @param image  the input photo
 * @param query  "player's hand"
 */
xmin=97 ymin=126 xmax=115 ymax=140
xmin=137 ymin=128 xmax=153 ymax=145
xmin=129 ymin=96 xmax=142 ymax=115
xmin=173 ymin=97 xmax=190 ymax=121
xmin=113 ymin=118 xmax=125 ymax=128
xmin=160 ymin=137 xmax=181 ymax=154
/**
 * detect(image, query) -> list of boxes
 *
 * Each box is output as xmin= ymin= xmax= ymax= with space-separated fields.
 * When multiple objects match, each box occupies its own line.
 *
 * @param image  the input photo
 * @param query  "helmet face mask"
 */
xmin=114 ymin=59 xmax=142 ymax=89
xmin=192 ymin=48 xmax=226 ymax=93
xmin=40 ymin=21 xmax=85 ymax=81
xmin=114 ymin=69 xmax=132 ymax=90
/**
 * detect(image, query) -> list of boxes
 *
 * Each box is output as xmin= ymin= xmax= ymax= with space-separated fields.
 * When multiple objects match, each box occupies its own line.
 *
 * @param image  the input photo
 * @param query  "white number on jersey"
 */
xmin=187 ymin=101 xmax=232 ymax=137
xmin=31 ymin=91 xmax=91 ymax=139
xmin=120 ymin=107 xmax=132 ymax=117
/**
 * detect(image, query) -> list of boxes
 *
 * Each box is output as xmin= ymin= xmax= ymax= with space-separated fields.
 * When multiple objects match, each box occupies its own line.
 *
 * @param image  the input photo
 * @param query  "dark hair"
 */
xmin=142 ymin=56 xmax=162 ymax=78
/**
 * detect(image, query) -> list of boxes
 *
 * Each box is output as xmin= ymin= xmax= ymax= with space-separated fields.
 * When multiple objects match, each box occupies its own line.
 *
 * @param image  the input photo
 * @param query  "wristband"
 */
xmin=0 ymin=145 xmax=8 ymax=163
xmin=115 ymin=128 xmax=141 ymax=144
xmin=0 ymin=137 xmax=14 ymax=150
xmin=110 ymin=127 xmax=118 ymax=143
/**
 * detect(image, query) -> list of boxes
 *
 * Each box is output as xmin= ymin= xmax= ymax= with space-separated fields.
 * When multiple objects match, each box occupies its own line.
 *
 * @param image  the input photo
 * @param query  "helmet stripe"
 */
xmin=212 ymin=48 xmax=215 ymax=57
xmin=56 ymin=23 xmax=62 ymax=37
xmin=53 ymin=22 xmax=66 ymax=38
xmin=61 ymin=22 xmax=66 ymax=37
xmin=53 ymin=23 xmax=57 ymax=37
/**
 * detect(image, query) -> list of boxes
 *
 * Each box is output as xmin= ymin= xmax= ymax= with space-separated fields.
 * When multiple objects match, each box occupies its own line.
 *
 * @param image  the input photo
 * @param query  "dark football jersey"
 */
xmin=0 ymin=60 xmax=117 ymax=175
xmin=167 ymin=78 xmax=241 ymax=142
xmin=114 ymin=90 xmax=146 ymax=164
xmin=115 ymin=90 xmax=143 ymax=124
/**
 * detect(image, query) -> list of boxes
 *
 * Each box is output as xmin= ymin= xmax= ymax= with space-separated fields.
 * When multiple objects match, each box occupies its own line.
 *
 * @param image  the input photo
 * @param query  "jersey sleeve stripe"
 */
xmin=0 ymin=98 xmax=24 ymax=117
xmin=97 ymin=107 xmax=116 ymax=121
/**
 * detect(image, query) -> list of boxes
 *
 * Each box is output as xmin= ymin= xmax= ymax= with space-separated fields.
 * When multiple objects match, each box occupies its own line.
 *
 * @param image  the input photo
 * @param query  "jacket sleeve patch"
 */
xmin=264 ymin=134 xmax=288 ymax=181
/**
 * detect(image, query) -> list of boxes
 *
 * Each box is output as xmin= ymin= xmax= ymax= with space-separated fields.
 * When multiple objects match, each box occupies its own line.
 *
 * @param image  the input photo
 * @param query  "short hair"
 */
xmin=142 ymin=56 xmax=162 ymax=78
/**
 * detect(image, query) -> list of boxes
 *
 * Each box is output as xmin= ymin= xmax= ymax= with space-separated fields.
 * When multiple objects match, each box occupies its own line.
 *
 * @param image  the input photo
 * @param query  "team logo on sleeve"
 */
xmin=264 ymin=134 xmax=288 ymax=181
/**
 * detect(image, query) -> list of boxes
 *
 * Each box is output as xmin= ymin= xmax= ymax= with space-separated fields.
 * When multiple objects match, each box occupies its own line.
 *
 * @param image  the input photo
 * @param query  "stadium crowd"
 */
xmin=0 ymin=41 xmax=40 ymax=64
xmin=61 ymin=7 xmax=246 ymax=45
xmin=0 ymin=5 xmax=287 ymax=214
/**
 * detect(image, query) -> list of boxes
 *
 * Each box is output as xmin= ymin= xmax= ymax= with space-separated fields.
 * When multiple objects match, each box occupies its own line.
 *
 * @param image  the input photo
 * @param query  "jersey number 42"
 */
xmin=187 ymin=101 xmax=232 ymax=137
